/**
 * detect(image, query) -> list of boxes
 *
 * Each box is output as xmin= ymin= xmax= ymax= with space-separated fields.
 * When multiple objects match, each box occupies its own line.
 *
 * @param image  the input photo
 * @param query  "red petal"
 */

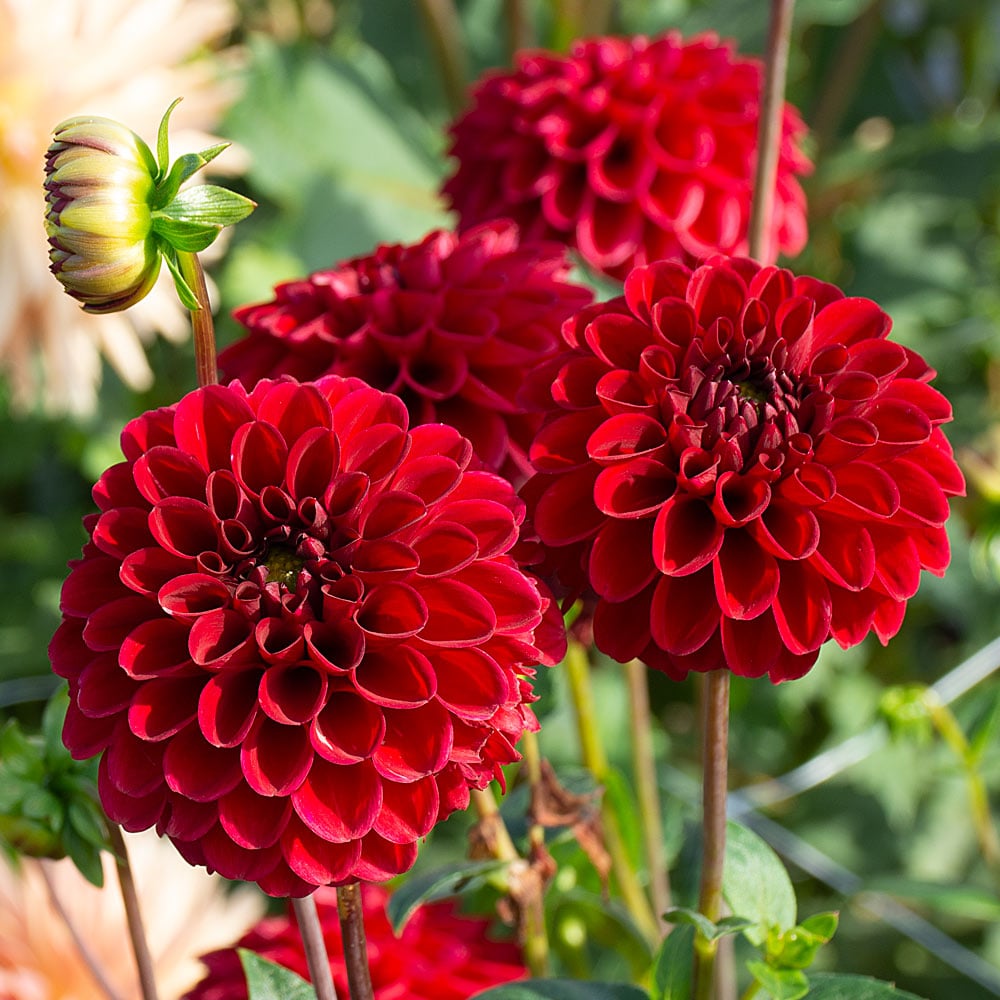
xmin=653 ymin=495 xmax=723 ymax=576
xmin=148 ymin=498 xmax=219 ymax=559
xmin=241 ymin=715 xmax=314 ymax=797
xmin=720 ymin=614 xmax=783 ymax=678
xmin=353 ymin=646 xmax=435 ymax=708
xmin=282 ymin=816 xmax=362 ymax=887
xmin=286 ymin=427 xmax=341 ymax=502
xmin=259 ymin=663 xmax=327 ymax=724
xmin=128 ymin=675 xmax=202 ymax=740
xmin=373 ymin=702 xmax=454 ymax=781
xmin=417 ymin=579 xmax=497 ymax=646
xmin=589 ymin=519 xmax=657 ymax=601
xmin=592 ymin=588 xmax=653 ymax=662
xmin=218 ymin=782 xmax=292 ymax=849
xmin=772 ymin=560 xmax=832 ymax=654
xmin=356 ymin=583 xmax=428 ymax=640
xmin=374 ymin=775 xmax=439 ymax=843
xmin=311 ymin=691 xmax=385 ymax=764
xmin=594 ymin=458 xmax=675 ymax=518
xmin=354 ymin=832 xmax=418 ymax=882
xmin=163 ymin=723 xmax=243 ymax=801
xmin=432 ymin=647 xmax=509 ymax=721
xmin=198 ymin=669 xmax=262 ymax=748
xmin=713 ymin=529 xmax=779 ymax=620
xmin=650 ymin=567 xmax=718 ymax=655
xmin=173 ymin=384 xmax=254 ymax=472
xmin=158 ymin=573 xmax=231 ymax=621
xmin=292 ymin=758 xmax=381 ymax=842
xmin=132 ymin=446 xmax=207 ymax=505
xmin=812 ymin=520 xmax=875 ymax=591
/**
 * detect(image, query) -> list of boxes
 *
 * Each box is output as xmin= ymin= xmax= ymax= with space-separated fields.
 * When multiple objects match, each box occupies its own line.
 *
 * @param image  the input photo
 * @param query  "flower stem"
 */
xmin=521 ymin=728 xmax=552 ymax=977
xmin=625 ymin=658 xmax=672 ymax=929
xmin=38 ymin=860 xmax=125 ymax=1000
xmin=692 ymin=669 xmax=731 ymax=1000
xmin=471 ymin=786 xmax=520 ymax=861
xmin=416 ymin=0 xmax=469 ymax=114
xmin=336 ymin=883 xmax=374 ymax=1000
xmin=563 ymin=640 xmax=660 ymax=945
xmin=503 ymin=0 xmax=534 ymax=57
xmin=176 ymin=251 xmax=218 ymax=388
xmin=292 ymin=895 xmax=339 ymax=1000
xmin=107 ymin=824 xmax=160 ymax=1000
xmin=748 ymin=0 xmax=797 ymax=261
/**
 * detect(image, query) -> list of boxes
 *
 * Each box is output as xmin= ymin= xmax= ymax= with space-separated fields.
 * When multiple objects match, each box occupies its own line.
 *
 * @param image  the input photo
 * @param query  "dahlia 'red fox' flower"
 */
xmin=521 ymin=257 xmax=964 ymax=682
xmin=220 ymin=221 xmax=592 ymax=481
xmin=443 ymin=33 xmax=811 ymax=280
xmin=50 ymin=376 xmax=564 ymax=896
xmin=184 ymin=884 xmax=527 ymax=1000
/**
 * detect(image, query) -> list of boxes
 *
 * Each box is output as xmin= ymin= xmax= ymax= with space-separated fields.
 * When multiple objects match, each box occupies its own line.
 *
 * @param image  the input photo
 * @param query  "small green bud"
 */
xmin=44 ymin=116 xmax=161 ymax=313
xmin=43 ymin=101 xmax=255 ymax=315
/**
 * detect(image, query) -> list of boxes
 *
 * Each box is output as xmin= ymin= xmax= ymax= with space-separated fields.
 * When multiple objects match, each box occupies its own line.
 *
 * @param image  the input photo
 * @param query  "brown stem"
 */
xmin=336 ymin=883 xmax=374 ymax=1000
xmin=692 ymin=669 xmax=731 ymax=1000
xmin=416 ymin=0 xmax=469 ymax=114
xmin=625 ymin=658 xmax=672 ymax=928
xmin=471 ymin=786 xmax=520 ymax=861
xmin=177 ymin=252 xmax=218 ymax=387
xmin=748 ymin=0 xmax=797 ymax=262
xmin=107 ymin=825 xmax=160 ymax=1000
xmin=292 ymin=895 xmax=339 ymax=1000
xmin=38 ymin=860 xmax=125 ymax=1000
xmin=503 ymin=0 xmax=534 ymax=58
xmin=521 ymin=729 xmax=552 ymax=976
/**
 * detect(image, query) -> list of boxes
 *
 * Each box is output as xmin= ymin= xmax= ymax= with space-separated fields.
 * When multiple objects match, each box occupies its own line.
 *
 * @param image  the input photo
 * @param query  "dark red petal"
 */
xmin=390 ymin=453 xmax=464 ymax=505
xmin=120 ymin=548 xmax=192 ymax=597
xmin=594 ymin=458 xmax=675 ymax=518
xmin=49 ymin=618 xmax=95 ymax=680
xmin=435 ymin=497 xmax=520 ymax=558
xmin=750 ymin=499 xmax=819 ymax=560
xmin=418 ymin=579 xmax=498 ymax=646
xmin=653 ymin=494 xmax=723 ymax=576
xmin=254 ymin=617 xmax=306 ymax=667
xmin=531 ymin=409 xmax=602 ymax=472
xmin=97 ymin=754 xmax=165 ymax=831
xmin=198 ymin=669 xmax=262 ymax=748
xmin=534 ymin=467 xmax=603 ymax=545
xmin=712 ymin=473 xmax=771 ymax=528
xmin=720 ymin=614 xmax=783 ymax=678
xmin=353 ymin=645 xmax=435 ymax=708
xmin=650 ymin=567 xmax=718 ymax=655
xmin=104 ymin=723 xmax=166 ymax=796
xmin=812 ymin=520 xmax=875 ymax=591
xmin=413 ymin=523 xmax=480 ymax=577
xmin=231 ymin=420 xmax=288 ymax=497
xmin=188 ymin=609 xmax=257 ymax=669
xmin=292 ymin=758 xmax=381 ymax=842
xmin=432 ymin=647 xmax=509 ymax=721
xmin=373 ymin=702 xmax=454 ymax=781
xmin=259 ymin=663 xmax=327 ymax=724
xmin=828 ymin=585 xmax=879 ymax=648
xmin=132 ymin=446 xmax=207 ymax=505
xmin=354 ymin=832 xmax=418 ymax=882
xmin=311 ymin=691 xmax=385 ymax=764
xmin=589 ymin=518 xmax=657 ymax=601
xmin=197 ymin=824 xmax=282 ymax=883
xmin=148 ymin=498 xmax=219 ymax=559
xmin=830 ymin=462 xmax=900 ymax=519
xmin=256 ymin=381 xmax=334 ymax=442
xmin=374 ymin=775 xmax=439 ymax=843
xmin=159 ymin=796 xmax=217 ymax=842
xmin=75 ymin=653 xmax=137 ymax=717
xmin=158 ymin=573 xmax=231 ymax=621
xmin=282 ymin=816 xmax=362 ymax=887
xmin=872 ymin=530 xmax=923 ymax=601
xmin=241 ymin=715 xmax=314 ymax=797
xmin=62 ymin=697 xmax=116 ymax=758
xmin=82 ymin=595 xmax=156 ymax=652
xmin=889 ymin=459 xmax=952 ymax=526
xmin=92 ymin=507 xmax=153 ymax=559
xmin=60 ymin=556 xmax=127 ymax=618
xmin=454 ymin=561 xmax=543 ymax=632
xmin=356 ymin=583 xmax=428 ymax=640
xmin=713 ymin=529 xmax=779 ymax=621
xmin=173 ymin=384 xmax=254 ymax=472
xmin=592 ymin=588 xmax=653 ymax=663
xmin=303 ymin=620 xmax=366 ymax=673
xmin=163 ymin=724 xmax=243 ymax=801
xmin=128 ymin=675 xmax=202 ymax=741
xmin=772 ymin=559 xmax=832 ymax=655
xmin=360 ymin=492 xmax=426 ymax=539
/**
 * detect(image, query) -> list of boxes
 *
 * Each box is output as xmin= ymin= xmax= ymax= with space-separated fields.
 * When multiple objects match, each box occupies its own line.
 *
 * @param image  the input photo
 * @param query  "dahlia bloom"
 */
xmin=442 ymin=32 xmax=811 ymax=280
xmin=0 ymin=0 xmax=241 ymax=414
xmin=521 ymin=257 xmax=964 ymax=682
xmin=50 ymin=376 xmax=563 ymax=896
xmin=0 ymin=830 xmax=263 ymax=1000
xmin=220 ymin=221 xmax=592 ymax=480
xmin=185 ymin=884 xmax=527 ymax=1000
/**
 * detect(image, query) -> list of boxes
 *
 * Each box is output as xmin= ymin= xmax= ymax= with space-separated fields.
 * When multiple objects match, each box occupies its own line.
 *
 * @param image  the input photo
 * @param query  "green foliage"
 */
xmin=239 ymin=950 xmax=317 ymax=1000
xmin=472 ymin=981 xmax=649 ymax=1000
xmin=385 ymin=859 xmax=510 ymax=932
xmin=650 ymin=925 xmax=695 ymax=1000
xmin=805 ymin=973 xmax=928 ymax=999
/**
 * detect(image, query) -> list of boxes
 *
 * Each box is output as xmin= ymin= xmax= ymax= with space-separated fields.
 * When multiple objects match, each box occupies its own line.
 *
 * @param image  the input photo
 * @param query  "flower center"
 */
xmin=264 ymin=543 xmax=306 ymax=588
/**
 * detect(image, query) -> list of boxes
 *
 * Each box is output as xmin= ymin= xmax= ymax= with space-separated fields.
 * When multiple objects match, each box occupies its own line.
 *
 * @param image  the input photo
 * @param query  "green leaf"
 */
xmin=799 ymin=912 xmax=839 ymax=941
xmin=239 ymin=951 xmax=317 ymax=1000
xmin=152 ymin=217 xmax=222 ymax=253
xmin=746 ymin=962 xmax=809 ymax=1000
xmin=161 ymin=250 xmax=200 ymax=309
xmin=650 ymin=924 xmax=694 ymax=1000
xmin=67 ymin=796 xmax=109 ymax=850
xmin=663 ymin=907 xmax=753 ymax=942
xmin=159 ymin=185 xmax=256 ymax=228
xmin=155 ymin=98 xmax=183 ymax=179
xmin=805 ymin=973 xmax=928 ymax=999
xmin=0 ymin=720 xmax=40 ymax=779
xmin=154 ymin=146 xmax=231 ymax=208
xmin=722 ymin=822 xmax=797 ymax=946
xmin=62 ymin=822 xmax=104 ymax=888
xmin=386 ymin=860 xmax=510 ymax=933
xmin=472 ymin=980 xmax=649 ymax=1000
xmin=41 ymin=686 xmax=70 ymax=763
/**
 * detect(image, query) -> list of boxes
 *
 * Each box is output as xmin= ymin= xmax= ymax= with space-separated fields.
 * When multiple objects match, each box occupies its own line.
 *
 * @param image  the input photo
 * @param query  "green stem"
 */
xmin=522 ymin=728 xmax=552 ymax=976
xmin=176 ymin=251 xmax=218 ymax=388
xmin=740 ymin=980 xmax=763 ymax=1000
xmin=692 ymin=669 xmax=731 ymax=1000
xmin=416 ymin=0 xmax=469 ymax=114
xmin=625 ymin=658 xmax=672 ymax=928
xmin=107 ymin=825 xmax=160 ymax=1000
xmin=503 ymin=0 xmax=534 ymax=58
xmin=564 ymin=641 xmax=660 ymax=945
xmin=292 ymin=894 xmax=339 ymax=1000
xmin=336 ymin=883 xmax=374 ymax=1000
xmin=470 ymin=786 xmax=520 ymax=861
xmin=748 ymin=0 xmax=797 ymax=261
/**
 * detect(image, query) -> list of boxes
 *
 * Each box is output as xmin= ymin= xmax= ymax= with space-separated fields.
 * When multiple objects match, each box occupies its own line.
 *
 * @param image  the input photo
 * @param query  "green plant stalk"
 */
xmin=739 ymin=981 xmax=762 ymax=1000
xmin=416 ymin=0 xmax=469 ymax=114
xmin=748 ymin=0 xmax=797 ymax=261
xmin=108 ymin=824 xmax=160 ymax=1000
xmin=293 ymin=894 xmax=340 ymax=1000
xmin=176 ymin=251 xmax=218 ymax=387
xmin=625 ymin=657 xmax=672 ymax=928
xmin=563 ymin=640 xmax=660 ymax=945
xmin=549 ymin=0 xmax=613 ymax=50
xmin=521 ymin=728 xmax=552 ymax=976
xmin=924 ymin=694 xmax=1000 ymax=885
xmin=336 ymin=883 xmax=374 ymax=1000
xmin=503 ymin=0 xmax=534 ymax=56
xmin=692 ymin=669 xmax=731 ymax=1000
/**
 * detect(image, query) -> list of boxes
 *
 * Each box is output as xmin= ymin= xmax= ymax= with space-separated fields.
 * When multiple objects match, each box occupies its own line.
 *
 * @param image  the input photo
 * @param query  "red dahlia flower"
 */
xmin=49 ymin=376 xmax=564 ymax=897
xmin=185 ymin=884 xmax=527 ymax=1000
xmin=219 ymin=221 xmax=592 ymax=480
xmin=521 ymin=257 xmax=964 ymax=682
xmin=443 ymin=32 xmax=811 ymax=280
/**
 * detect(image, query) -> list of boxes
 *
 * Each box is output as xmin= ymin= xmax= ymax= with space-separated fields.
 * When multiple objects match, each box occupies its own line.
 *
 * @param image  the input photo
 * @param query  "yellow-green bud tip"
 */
xmin=44 ymin=116 xmax=161 ymax=314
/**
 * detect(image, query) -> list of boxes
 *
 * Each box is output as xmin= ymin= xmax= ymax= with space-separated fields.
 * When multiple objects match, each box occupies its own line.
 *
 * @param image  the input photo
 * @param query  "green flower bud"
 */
xmin=44 ymin=116 xmax=161 ymax=314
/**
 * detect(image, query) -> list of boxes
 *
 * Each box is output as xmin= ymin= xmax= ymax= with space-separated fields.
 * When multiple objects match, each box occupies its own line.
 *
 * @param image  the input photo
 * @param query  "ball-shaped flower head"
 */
xmin=521 ymin=257 xmax=965 ymax=682
xmin=49 ymin=376 xmax=565 ymax=897
xmin=44 ymin=116 xmax=161 ymax=313
xmin=442 ymin=32 xmax=811 ymax=280
xmin=184 ymin=884 xmax=526 ymax=999
xmin=219 ymin=220 xmax=593 ymax=481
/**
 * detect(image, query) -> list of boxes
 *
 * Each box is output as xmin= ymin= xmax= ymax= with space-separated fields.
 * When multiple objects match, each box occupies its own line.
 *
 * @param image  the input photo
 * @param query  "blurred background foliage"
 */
xmin=6 ymin=0 xmax=1000 ymax=996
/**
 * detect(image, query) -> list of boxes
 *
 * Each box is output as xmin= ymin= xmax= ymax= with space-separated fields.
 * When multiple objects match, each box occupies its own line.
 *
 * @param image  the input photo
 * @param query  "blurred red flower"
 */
xmin=184 ymin=884 xmax=527 ymax=1000
xmin=521 ymin=257 xmax=964 ymax=681
xmin=50 ymin=376 xmax=564 ymax=896
xmin=220 ymin=221 xmax=592 ymax=481
xmin=442 ymin=33 xmax=811 ymax=280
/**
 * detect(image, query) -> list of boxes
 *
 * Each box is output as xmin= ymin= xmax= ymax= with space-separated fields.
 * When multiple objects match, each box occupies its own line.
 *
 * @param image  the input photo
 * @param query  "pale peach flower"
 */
xmin=0 ymin=0 xmax=244 ymax=414
xmin=0 ymin=830 xmax=265 ymax=1000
